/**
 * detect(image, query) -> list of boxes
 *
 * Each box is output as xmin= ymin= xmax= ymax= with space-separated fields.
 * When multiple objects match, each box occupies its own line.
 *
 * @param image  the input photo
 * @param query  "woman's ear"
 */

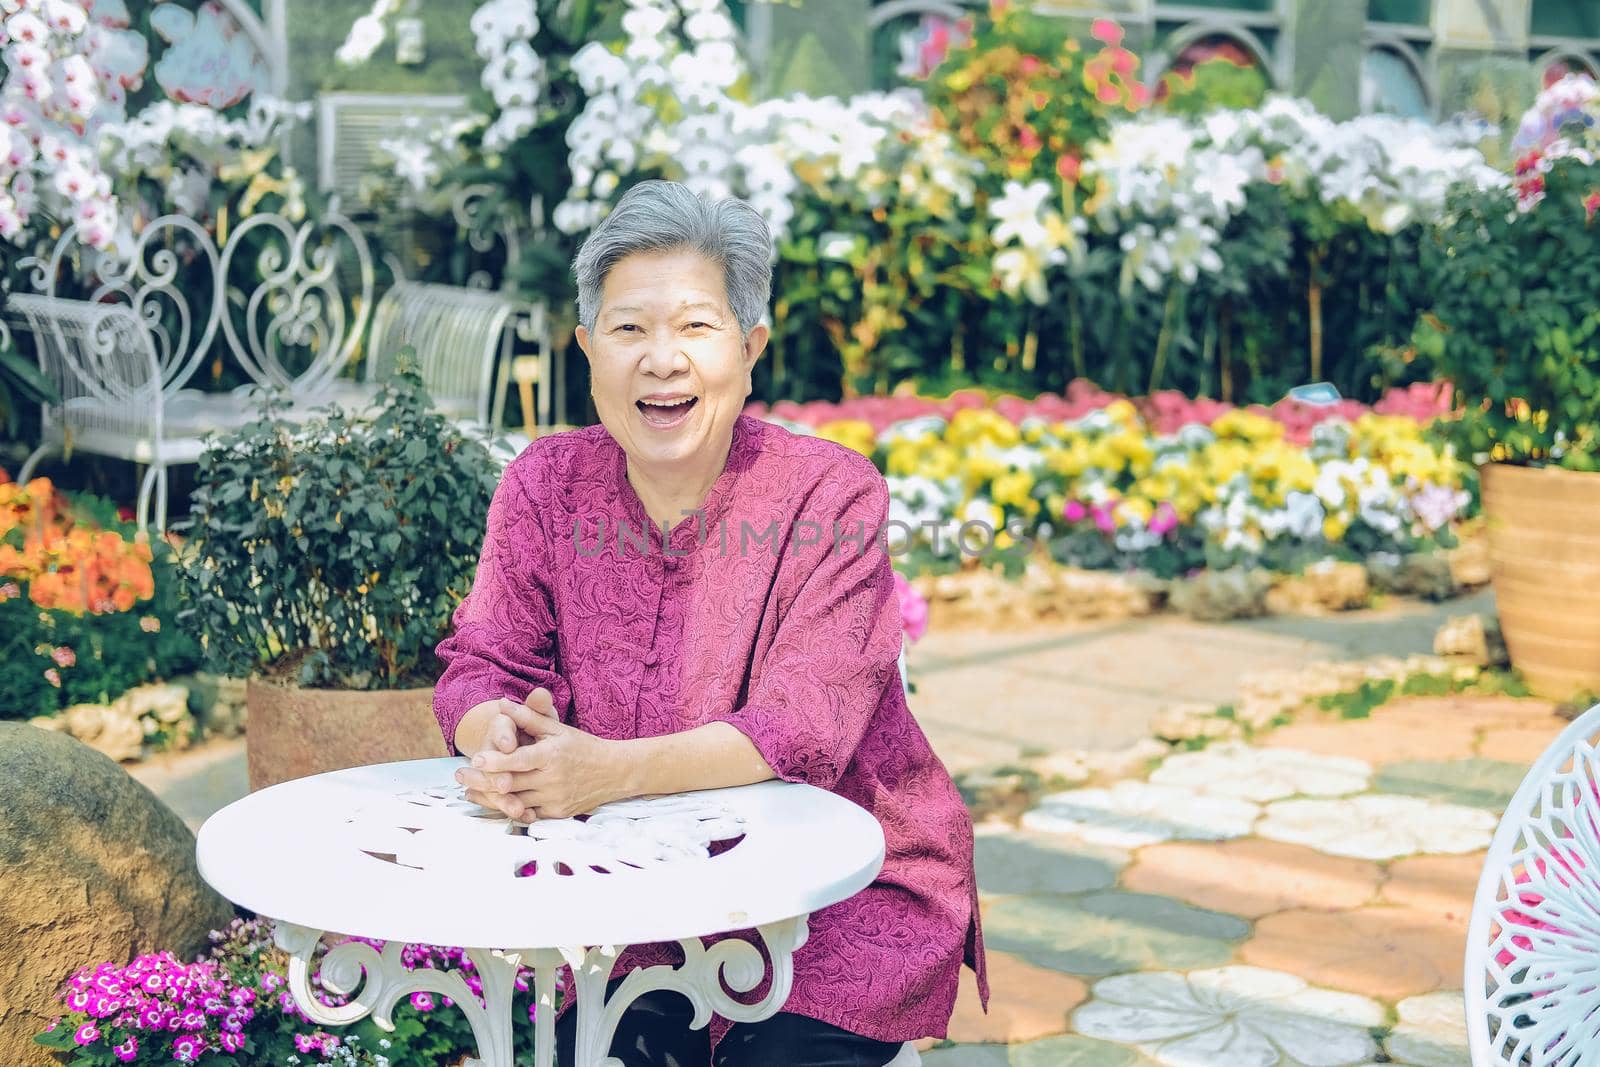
xmin=743 ymin=324 xmax=768 ymax=397
xmin=575 ymin=325 xmax=592 ymax=364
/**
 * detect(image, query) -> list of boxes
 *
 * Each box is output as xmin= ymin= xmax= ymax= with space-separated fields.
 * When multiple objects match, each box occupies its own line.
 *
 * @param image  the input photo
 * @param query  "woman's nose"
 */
xmin=641 ymin=333 xmax=687 ymax=377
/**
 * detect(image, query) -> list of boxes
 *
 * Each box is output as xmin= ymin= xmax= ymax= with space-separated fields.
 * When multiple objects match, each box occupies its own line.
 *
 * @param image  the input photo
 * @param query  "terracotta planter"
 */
xmin=245 ymin=680 xmax=448 ymax=791
xmin=1481 ymin=462 xmax=1600 ymax=697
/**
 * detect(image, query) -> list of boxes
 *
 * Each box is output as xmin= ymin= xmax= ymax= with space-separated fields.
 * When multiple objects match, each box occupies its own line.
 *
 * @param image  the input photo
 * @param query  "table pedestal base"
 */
xmin=274 ymin=915 xmax=810 ymax=1067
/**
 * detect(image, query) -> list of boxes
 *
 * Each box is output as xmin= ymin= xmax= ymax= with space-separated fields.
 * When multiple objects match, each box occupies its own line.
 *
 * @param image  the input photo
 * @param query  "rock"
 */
xmin=1435 ymin=614 xmax=1490 ymax=665
xmin=1152 ymin=702 xmax=1241 ymax=743
xmin=1434 ymin=614 xmax=1509 ymax=669
xmin=1083 ymin=738 xmax=1172 ymax=781
xmin=1448 ymin=526 xmax=1491 ymax=588
xmin=1266 ymin=560 xmax=1372 ymax=614
xmin=922 ymin=564 xmax=1160 ymax=627
xmin=1170 ymin=567 xmax=1272 ymax=621
xmin=1023 ymin=751 xmax=1092 ymax=786
xmin=1368 ymin=551 xmax=1458 ymax=601
xmin=62 ymin=702 xmax=144 ymax=762
xmin=187 ymin=673 xmax=249 ymax=738
xmin=0 ymin=724 xmax=237 ymax=1065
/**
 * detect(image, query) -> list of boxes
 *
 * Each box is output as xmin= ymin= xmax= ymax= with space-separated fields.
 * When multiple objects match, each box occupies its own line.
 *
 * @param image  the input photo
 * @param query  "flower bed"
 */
xmin=1 ymin=472 xmax=199 ymax=752
xmin=751 ymin=383 xmax=1470 ymax=579
xmin=35 ymin=918 xmax=549 ymax=1065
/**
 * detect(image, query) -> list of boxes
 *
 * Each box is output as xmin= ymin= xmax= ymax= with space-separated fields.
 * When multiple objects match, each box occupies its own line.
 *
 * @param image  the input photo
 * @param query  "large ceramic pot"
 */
xmin=1480 ymin=462 xmax=1600 ymax=698
xmin=245 ymin=680 xmax=447 ymax=791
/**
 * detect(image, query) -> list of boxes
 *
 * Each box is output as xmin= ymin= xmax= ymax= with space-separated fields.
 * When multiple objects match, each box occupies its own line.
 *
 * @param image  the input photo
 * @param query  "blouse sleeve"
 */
xmin=707 ymin=458 xmax=904 ymax=791
xmin=432 ymin=457 xmax=572 ymax=755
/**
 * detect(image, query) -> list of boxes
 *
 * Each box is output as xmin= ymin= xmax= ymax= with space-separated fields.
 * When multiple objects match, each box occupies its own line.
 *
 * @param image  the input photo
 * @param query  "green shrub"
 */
xmin=175 ymin=365 xmax=500 ymax=689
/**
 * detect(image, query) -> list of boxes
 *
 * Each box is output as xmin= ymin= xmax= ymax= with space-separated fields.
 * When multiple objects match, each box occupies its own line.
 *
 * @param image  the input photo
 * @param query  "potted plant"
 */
xmin=175 ymin=365 xmax=501 ymax=789
xmin=1414 ymin=76 xmax=1600 ymax=698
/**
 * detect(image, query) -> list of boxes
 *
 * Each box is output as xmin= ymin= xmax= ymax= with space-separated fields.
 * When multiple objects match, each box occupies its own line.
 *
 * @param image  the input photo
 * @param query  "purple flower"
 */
xmin=1092 ymin=503 xmax=1117 ymax=534
xmin=229 ymin=987 xmax=256 ymax=1007
xmin=112 ymin=1035 xmax=139 ymax=1062
xmin=73 ymin=1023 xmax=100 ymax=1045
xmin=143 ymin=973 xmax=167 ymax=994
xmin=172 ymin=1033 xmax=207 ymax=1061
xmin=1149 ymin=502 xmax=1179 ymax=537
xmin=220 ymin=1030 xmax=244 ymax=1053
xmin=411 ymin=991 xmax=435 ymax=1012
xmin=178 ymin=1008 xmax=206 ymax=1030
xmin=294 ymin=1033 xmax=319 ymax=1053
xmin=1063 ymin=499 xmax=1088 ymax=523
xmin=66 ymin=991 xmax=92 ymax=1012
xmin=138 ymin=1007 xmax=166 ymax=1029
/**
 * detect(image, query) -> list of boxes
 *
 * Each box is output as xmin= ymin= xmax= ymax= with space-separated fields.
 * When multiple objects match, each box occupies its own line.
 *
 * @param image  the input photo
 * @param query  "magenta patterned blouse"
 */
xmin=432 ymin=413 xmax=988 ymax=1047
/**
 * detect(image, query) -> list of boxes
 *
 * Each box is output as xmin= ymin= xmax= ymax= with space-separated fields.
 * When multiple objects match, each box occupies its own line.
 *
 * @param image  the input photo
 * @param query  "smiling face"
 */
xmin=576 ymin=247 xmax=767 ymax=478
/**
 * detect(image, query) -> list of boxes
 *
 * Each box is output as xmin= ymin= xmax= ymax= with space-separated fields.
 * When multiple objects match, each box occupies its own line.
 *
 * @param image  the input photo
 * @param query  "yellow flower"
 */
xmin=1102 ymin=399 xmax=1138 ymax=428
xmin=1212 ymin=409 xmax=1284 ymax=444
xmin=992 ymin=470 xmax=1039 ymax=517
xmin=1323 ymin=514 xmax=1349 ymax=541
xmin=1043 ymin=438 xmax=1091 ymax=478
xmin=816 ymin=420 xmax=877 ymax=458
xmin=1119 ymin=496 xmax=1153 ymax=525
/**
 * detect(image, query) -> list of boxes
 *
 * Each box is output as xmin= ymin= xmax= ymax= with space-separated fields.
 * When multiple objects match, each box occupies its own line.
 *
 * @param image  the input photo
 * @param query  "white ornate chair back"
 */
xmin=1466 ymin=701 xmax=1600 ymax=1065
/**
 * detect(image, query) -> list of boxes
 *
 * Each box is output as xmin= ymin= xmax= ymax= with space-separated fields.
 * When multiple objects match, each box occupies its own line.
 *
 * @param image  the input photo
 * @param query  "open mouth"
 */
xmin=636 ymin=395 xmax=698 ymax=428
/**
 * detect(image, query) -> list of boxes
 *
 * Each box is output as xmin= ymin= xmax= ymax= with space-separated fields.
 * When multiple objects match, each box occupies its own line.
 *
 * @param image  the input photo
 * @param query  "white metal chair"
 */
xmin=1465 ymin=701 xmax=1600 ymax=1064
xmin=338 ymin=280 xmax=543 ymax=430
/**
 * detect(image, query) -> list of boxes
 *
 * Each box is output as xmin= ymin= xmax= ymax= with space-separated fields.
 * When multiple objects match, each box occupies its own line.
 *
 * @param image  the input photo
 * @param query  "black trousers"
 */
xmin=554 ymin=981 xmax=905 ymax=1067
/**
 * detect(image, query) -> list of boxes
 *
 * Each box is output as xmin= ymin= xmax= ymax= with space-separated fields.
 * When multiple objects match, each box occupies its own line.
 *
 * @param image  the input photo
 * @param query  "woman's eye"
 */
xmin=616 ymin=324 xmax=640 ymax=333
xmin=685 ymin=321 xmax=711 ymax=330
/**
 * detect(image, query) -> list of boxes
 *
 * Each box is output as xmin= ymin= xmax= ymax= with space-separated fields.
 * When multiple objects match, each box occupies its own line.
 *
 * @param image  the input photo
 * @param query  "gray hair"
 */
xmin=572 ymin=180 xmax=772 ymax=337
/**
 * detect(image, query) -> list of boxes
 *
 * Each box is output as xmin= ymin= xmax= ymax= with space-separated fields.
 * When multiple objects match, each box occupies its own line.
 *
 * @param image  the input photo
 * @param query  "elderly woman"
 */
xmin=434 ymin=180 xmax=987 ymax=1066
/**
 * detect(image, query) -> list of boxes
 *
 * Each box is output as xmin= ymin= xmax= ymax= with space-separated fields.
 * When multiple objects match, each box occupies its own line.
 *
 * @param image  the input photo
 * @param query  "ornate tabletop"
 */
xmin=196 ymin=757 xmax=886 ymax=1067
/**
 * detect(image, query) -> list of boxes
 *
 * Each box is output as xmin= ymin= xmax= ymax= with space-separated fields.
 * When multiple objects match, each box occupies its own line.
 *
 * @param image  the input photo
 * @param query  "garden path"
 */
xmin=133 ymin=590 xmax=1493 ymax=828
xmin=909 ymin=588 xmax=1494 ymax=773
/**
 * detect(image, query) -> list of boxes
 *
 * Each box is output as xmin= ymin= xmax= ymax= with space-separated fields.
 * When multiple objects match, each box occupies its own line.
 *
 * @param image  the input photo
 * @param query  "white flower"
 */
xmin=571 ymin=41 xmax=628 ymax=94
xmin=470 ymin=0 xmax=536 ymax=58
xmin=336 ymin=2 xmax=394 ymax=67
xmin=1022 ymin=781 xmax=1260 ymax=848
xmin=1150 ymin=744 xmax=1371 ymax=803
xmin=990 ymin=179 xmax=1053 ymax=247
xmin=1074 ymin=966 xmax=1384 ymax=1067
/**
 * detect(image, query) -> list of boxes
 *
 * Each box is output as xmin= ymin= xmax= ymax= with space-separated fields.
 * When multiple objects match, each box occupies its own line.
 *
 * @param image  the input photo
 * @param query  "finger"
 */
xmin=524 ymin=687 xmax=558 ymax=718
xmin=489 ymin=711 xmax=519 ymax=754
xmin=472 ymin=743 xmax=547 ymax=775
xmin=477 ymin=769 xmax=544 ymax=794
xmin=463 ymin=787 xmax=522 ymax=820
xmin=457 ymin=766 xmax=521 ymax=794
xmin=505 ymin=701 xmax=563 ymax=738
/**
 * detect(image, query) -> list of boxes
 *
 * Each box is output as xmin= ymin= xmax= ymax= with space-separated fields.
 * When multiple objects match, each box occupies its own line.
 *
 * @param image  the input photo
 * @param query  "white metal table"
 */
xmin=195 ymin=758 xmax=886 ymax=1067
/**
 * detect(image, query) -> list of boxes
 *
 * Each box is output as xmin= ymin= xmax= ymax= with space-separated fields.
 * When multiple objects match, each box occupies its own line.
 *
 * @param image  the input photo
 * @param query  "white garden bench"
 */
xmin=7 ymin=206 xmax=557 ymax=532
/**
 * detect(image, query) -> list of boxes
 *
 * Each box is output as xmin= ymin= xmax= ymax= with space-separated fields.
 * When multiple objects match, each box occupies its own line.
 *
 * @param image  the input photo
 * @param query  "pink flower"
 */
xmin=1090 ymin=18 xmax=1123 ymax=46
xmin=894 ymin=571 xmax=929 ymax=644
xmin=73 ymin=1023 xmax=100 ymax=1045
xmin=1062 ymin=499 xmax=1088 ymax=523
xmin=410 ymin=992 xmax=435 ymax=1013
xmin=52 ymin=646 xmax=76 ymax=667
xmin=1150 ymin=502 xmax=1179 ymax=537
xmin=112 ymin=1035 xmax=139 ymax=1062
xmin=172 ymin=1033 xmax=206 ymax=1061
xmin=1092 ymin=503 xmax=1117 ymax=534
xmin=44 ymin=668 xmax=61 ymax=688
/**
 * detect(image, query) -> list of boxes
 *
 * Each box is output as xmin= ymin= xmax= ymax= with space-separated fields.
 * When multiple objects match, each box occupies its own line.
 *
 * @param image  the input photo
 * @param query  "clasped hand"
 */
xmin=454 ymin=688 xmax=624 ymax=822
